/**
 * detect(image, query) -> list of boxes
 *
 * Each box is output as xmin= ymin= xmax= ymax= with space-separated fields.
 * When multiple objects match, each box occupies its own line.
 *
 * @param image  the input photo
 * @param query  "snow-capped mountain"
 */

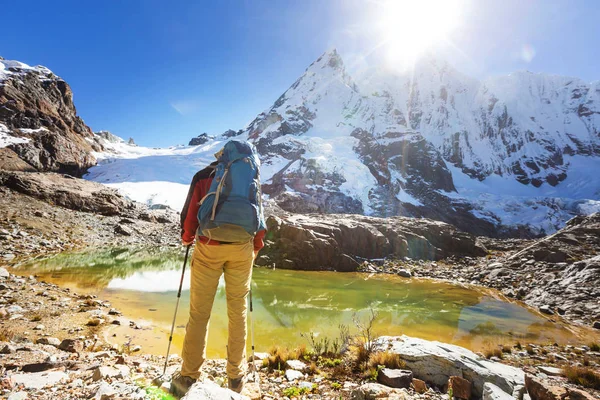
xmin=84 ymin=50 xmax=600 ymax=236
xmin=229 ymin=50 xmax=600 ymax=235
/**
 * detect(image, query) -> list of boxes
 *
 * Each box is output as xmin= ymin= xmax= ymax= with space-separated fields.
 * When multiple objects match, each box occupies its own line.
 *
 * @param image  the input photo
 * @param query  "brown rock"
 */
xmin=377 ymin=368 xmax=413 ymax=389
xmin=567 ymin=387 xmax=596 ymax=400
xmin=524 ymin=374 xmax=567 ymax=400
xmin=262 ymin=213 xmax=486 ymax=271
xmin=0 ymin=171 xmax=132 ymax=216
xmin=412 ymin=378 xmax=427 ymax=394
xmin=449 ymin=376 xmax=471 ymax=400
xmin=58 ymin=339 xmax=83 ymax=353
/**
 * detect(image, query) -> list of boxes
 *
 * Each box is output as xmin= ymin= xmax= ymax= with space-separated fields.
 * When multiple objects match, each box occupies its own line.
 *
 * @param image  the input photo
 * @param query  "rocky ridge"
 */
xmin=0 ymin=58 xmax=100 ymax=176
xmin=258 ymin=213 xmax=487 ymax=272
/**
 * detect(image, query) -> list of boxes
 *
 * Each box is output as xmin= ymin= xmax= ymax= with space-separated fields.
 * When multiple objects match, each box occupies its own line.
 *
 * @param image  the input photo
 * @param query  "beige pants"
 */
xmin=180 ymin=240 xmax=254 ymax=380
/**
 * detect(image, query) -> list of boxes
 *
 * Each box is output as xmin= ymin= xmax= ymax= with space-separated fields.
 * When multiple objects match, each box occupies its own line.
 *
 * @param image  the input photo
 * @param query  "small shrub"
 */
xmin=368 ymin=351 xmax=405 ymax=370
xmin=563 ymin=365 xmax=600 ymax=390
xmin=502 ymin=345 xmax=512 ymax=354
xmin=363 ymin=365 xmax=384 ymax=381
xmin=330 ymin=363 xmax=350 ymax=379
xmin=30 ymin=314 xmax=42 ymax=322
xmin=525 ymin=345 xmax=535 ymax=355
xmin=515 ymin=341 xmax=522 ymax=350
xmin=320 ymin=357 xmax=343 ymax=368
xmin=582 ymin=357 xmax=590 ymax=367
xmin=282 ymin=385 xmax=313 ymax=397
xmin=331 ymin=382 xmax=342 ymax=390
xmin=589 ymin=343 xmax=600 ymax=352
xmin=308 ymin=361 xmax=319 ymax=375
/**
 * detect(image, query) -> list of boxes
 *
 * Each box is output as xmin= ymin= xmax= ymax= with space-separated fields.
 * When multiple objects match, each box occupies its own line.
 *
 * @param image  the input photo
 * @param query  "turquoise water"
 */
xmin=14 ymin=247 xmax=592 ymax=357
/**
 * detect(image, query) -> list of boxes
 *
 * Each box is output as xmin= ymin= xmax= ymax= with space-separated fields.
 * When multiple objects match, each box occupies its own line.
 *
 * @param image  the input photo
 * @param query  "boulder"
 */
xmin=35 ymin=337 xmax=61 ymax=347
xmin=92 ymin=365 xmax=125 ymax=381
xmin=181 ymin=381 xmax=249 ymax=400
xmin=411 ymin=378 xmax=427 ymax=394
xmin=524 ymin=374 xmax=567 ymax=400
xmin=537 ymin=366 xmax=562 ymax=377
xmin=350 ymin=382 xmax=409 ymax=400
xmin=10 ymin=371 xmax=68 ymax=389
xmin=377 ymin=368 xmax=412 ymax=389
xmin=286 ymin=359 xmax=307 ymax=371
xmin=482 ymin=382 xmax=513 ymax=400
xmin=58 ymin=338 xmax=83 ymax=353
xmin=373 ymin=336 xmax=524 ymax=398
xmin=0 ymin=171 xmax=132 ymax=216
xmin=7 ymin=392 xmax=28 ymax=400
xmin=285 ymin=369 xmax=304 ymax=381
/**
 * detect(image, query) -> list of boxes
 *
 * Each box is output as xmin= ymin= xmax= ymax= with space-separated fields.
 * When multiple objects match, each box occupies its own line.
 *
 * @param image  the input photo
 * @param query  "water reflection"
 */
xmin=13 ymin=247 xmax=593 ymax=357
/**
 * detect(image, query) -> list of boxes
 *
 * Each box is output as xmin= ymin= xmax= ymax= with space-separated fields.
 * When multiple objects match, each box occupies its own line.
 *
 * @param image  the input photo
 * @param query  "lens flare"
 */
xmin=379 ymin=0 xmax=464 ymax=69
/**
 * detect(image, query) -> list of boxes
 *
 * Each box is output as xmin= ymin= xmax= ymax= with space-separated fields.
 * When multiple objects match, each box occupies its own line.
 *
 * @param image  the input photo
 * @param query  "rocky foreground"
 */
xmin=1 ymin=266 xmax=599 ymax=400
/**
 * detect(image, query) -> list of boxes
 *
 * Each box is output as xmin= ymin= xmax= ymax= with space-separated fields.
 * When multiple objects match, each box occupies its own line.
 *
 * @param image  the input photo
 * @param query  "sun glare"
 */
xmin=379 ymin=0 xmax=463 ymax=69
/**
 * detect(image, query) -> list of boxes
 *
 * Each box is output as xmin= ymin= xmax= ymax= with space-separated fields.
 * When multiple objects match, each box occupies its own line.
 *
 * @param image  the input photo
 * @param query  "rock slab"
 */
xmin=374 ymin=336 xmax=524 ymax=398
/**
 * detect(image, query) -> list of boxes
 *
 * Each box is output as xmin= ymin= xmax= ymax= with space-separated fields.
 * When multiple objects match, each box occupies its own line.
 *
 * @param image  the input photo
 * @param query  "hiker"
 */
xmin=172 ymin=140 xmax=266 ymax=396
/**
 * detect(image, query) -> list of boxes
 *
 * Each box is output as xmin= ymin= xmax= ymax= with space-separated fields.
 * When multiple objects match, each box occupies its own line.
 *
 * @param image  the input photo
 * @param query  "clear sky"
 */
xmin=1 ymin=0 xmax=598 ymax=147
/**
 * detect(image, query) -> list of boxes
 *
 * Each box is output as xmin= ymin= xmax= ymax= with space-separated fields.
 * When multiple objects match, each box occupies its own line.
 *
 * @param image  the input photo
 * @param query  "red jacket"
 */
xmin=180 ymin=163 xmax=266 ymax=252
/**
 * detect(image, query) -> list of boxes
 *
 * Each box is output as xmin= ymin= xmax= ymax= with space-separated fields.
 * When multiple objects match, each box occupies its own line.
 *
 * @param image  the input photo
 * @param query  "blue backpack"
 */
xmin=197 ymin=140 xmax=266 ymax=242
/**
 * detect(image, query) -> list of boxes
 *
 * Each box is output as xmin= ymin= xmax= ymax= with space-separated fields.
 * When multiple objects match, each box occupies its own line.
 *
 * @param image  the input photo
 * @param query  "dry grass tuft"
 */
xmin=563 ymin=365 xmax=600 ymax=390
xmin=0 ymin=327 xmax=14 ymax=342
xmin=484 ymin=347 xmax=503 ymax=359
xmin=262 ymin=346 xmax=290 ymax=372
xmin=368 ymin=351 xmax=406 ymax=370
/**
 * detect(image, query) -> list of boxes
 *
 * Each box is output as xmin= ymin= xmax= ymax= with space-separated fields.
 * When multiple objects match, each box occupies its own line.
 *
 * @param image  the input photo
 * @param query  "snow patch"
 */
xmin=0 ymin=123 xmax=30 ymax=148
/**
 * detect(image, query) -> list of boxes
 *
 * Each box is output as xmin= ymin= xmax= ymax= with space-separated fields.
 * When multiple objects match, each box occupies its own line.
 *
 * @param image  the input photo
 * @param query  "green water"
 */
xmin=13 ymin=247 xmax=592 ymax=358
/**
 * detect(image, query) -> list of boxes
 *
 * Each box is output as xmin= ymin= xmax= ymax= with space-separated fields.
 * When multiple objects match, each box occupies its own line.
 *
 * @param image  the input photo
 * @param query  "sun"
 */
xmin=378 ymin=0 xmax=464 ymax=69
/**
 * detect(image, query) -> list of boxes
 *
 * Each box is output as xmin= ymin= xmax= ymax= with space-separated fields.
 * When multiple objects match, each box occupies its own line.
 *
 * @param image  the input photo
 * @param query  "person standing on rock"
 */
xmin=172 ymin=140 xmax=266 ymax=397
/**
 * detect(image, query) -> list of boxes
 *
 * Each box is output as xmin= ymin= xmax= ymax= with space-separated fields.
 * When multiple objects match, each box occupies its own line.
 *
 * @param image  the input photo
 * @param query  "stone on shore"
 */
xmin=59 ymin=338 xmax=83 ymax=353
xmin=482 ymin=382 xmax=513 ymax=400
xmin=377 ymin=368 xmax=412 ymax=389
xmin=411 ymin=378 xmax=428 ymax=394
xmin=350 ymin=382 xmax=409 ymax=400
xmin=10 ymin=371 xmax=68 ymax=389
xmin=449 ymin=376 xmax=472 ymax=400
xmin=181 ymin=381 xmax=250 ymax=400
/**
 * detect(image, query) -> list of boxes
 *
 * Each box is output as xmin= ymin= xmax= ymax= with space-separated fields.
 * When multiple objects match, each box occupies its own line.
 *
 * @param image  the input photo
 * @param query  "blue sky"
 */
xmin=1 ymin=0 xmax=598 ymax=147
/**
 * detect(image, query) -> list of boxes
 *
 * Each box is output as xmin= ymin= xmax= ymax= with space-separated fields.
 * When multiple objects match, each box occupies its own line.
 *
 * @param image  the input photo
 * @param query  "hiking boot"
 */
xmin=170 ymin=372 xmax=196 ymax=397
xmin=228 ymin=376 xmax=245 ymax=393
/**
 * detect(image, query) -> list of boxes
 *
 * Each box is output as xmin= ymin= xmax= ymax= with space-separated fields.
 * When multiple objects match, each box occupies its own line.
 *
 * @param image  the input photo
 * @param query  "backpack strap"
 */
xmin=210 ymin=159 xmax=238 ymax=221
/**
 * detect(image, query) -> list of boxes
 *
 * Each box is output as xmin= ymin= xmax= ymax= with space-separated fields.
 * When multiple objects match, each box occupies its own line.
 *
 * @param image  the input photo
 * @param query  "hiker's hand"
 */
xmin=182 ymin=239 xmax=194 ymax=246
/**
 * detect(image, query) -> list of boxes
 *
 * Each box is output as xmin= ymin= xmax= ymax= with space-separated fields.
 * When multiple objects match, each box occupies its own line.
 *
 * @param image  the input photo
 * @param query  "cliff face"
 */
xmin=0 ymin=58 xmax=98 ymax=176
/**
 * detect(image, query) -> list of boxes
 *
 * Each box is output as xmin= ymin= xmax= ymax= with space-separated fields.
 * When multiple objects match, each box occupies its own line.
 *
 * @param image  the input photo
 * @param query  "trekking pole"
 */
xmin=249 ymin=279 xmax=262 ymax=397
xmin=162 ymin=244 xmax=192 ymax=377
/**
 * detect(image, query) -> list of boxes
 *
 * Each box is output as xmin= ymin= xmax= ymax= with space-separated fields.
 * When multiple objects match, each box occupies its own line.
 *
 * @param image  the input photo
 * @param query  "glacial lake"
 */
xmin=13 ymin=247 xmax=595 ymax=358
